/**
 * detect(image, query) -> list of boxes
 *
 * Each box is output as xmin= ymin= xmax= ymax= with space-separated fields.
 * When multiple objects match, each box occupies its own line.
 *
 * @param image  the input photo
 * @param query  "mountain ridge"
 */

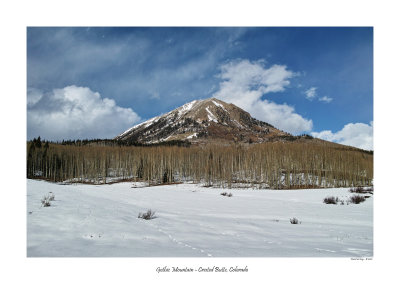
xmin=115 ymin=98 xmax=296 ymax=145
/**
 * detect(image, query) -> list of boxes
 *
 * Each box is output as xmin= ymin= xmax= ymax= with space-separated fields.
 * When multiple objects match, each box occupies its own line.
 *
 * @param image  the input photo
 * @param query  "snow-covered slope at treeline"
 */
xmin=27 ymin=180 xmax=373 ymax=257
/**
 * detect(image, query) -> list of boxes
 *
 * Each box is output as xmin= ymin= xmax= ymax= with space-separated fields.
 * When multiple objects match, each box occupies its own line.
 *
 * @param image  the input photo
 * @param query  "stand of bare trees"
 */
xmin=27 ymin=140 xmax=373 ymax=188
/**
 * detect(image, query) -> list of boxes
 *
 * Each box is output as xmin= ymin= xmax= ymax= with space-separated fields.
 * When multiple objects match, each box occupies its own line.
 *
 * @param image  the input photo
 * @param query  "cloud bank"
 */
xmin=27 ymin=86 xmax=140 ymax=141
xmin=311 ymin=121 xmax=373 ymax=150
xmin=213 ymin=59 xmax=313 ymax=134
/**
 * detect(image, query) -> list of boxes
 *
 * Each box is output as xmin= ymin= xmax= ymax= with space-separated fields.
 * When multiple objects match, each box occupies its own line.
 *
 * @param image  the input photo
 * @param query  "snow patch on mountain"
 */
xmin=233 ymin=119 xmax=244 ymax=128
xmin=206 ymin=106 xmax=218 ymax=123
xmin=178 ymin=100 xmax=197 ymax=117
xmin=186 ymin=133 xmax=197 ymax=139
xmin=212 ymin=99 xmax=227 ymax=112
xmin=117 ymin=116 xmax=160 ymax=138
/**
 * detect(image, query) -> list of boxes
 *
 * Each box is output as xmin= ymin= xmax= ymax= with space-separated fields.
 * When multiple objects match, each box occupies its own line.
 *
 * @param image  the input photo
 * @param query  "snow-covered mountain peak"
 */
xmin=115 ymin=98 xmax=287 ymax=144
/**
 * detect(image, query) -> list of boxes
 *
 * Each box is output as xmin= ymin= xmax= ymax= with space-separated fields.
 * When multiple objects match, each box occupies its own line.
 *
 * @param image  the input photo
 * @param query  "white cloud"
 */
xmin=305 ymin=87 xmax=317 ymax=100
xmin=27 ymin=85 xmax=141 ymax=140
xmin=304 ymin=87 xmax=333 ymax=103
xmin=213 ymin=59 xmax=312 ymax=134
xmin=311 ymin=121 xmax=373 ymax=150
xmin=27 ymin=88 xmax=43 ymax=107
xmin=319 ymin=95 xmax=333 ymax=103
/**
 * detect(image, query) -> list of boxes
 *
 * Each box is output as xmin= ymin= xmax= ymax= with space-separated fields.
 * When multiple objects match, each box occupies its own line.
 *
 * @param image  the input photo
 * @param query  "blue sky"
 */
xmin=27 ymin=27 xmax=373 ymax=149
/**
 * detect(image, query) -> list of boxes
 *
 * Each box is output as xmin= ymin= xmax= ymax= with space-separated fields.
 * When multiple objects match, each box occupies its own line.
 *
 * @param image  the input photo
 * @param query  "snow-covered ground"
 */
xmin=27 ymin=179 xmax=373 ymax=257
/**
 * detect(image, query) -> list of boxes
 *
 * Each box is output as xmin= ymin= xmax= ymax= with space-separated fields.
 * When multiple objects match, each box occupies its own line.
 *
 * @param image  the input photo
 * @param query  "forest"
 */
xmin=27 ymin=137 xmax=373 ymax=189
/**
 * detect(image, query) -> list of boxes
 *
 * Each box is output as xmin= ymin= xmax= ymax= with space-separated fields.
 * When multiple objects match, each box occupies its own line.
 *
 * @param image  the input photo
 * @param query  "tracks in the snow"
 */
xmin=145 ymin=221 xmax=213 ymax=257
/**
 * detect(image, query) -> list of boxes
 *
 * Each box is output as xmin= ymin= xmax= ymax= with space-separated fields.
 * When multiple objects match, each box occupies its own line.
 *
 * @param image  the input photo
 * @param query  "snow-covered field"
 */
xmin=27 ymin=179 xmax=373 ymax=257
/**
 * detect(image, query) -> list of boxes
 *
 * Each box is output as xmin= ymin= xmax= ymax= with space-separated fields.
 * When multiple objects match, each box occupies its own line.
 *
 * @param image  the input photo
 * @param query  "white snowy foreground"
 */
xmin=27 ymin=179 xmax=373 ymax=257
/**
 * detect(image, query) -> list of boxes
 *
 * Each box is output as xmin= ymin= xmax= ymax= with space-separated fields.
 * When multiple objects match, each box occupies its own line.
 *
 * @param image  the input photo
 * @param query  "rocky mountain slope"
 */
xmin=115 ymin=98 xmax=301 ymax=145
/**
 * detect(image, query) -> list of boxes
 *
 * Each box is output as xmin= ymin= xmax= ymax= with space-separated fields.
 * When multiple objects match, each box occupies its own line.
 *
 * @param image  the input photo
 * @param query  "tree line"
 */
xmin=27 ymin=137 xmax=373 ymax=188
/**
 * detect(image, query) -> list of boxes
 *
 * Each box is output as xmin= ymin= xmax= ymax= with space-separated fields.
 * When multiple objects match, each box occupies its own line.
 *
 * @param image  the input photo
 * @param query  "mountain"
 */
xmin=115 ymin=98 xmax=303 ymax=145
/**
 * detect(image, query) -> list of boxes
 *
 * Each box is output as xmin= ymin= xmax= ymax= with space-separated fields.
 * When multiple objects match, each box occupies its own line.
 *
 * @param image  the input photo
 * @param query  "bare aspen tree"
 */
xmin=27 ymin=140 xmax=373 ymax=188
